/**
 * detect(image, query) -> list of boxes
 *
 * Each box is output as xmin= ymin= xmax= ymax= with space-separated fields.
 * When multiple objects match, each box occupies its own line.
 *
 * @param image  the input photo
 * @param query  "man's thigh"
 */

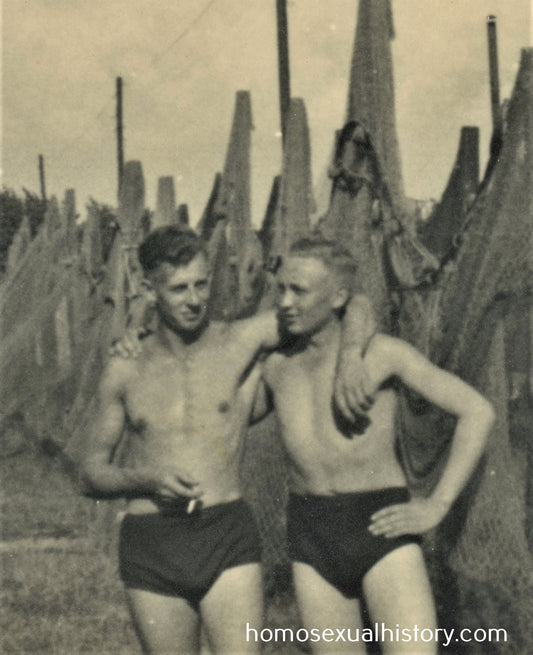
xmin=363 ymin=543 xmax=437 ymax=655
xmin=125 ymin=587 xmax=200 ymax=655
xmin=201 ymin=563 xmax=263 ymax=655
xmin=293 ymin=562 xmax=366 ymax=655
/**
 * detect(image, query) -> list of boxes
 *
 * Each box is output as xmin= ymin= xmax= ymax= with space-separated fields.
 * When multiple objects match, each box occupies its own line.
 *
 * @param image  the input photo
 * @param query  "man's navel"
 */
xmin=218 ymin=400 xmax=230 ymax=414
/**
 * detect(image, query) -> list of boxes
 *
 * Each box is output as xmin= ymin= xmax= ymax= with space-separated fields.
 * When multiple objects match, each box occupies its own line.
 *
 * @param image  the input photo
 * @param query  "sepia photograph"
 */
xmin=1 ymin=1 xmax=531 ymax=653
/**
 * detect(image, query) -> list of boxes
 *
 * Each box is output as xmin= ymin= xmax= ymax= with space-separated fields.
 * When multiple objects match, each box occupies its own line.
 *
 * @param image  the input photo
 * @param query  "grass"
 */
xmin=1 ymin=545 xmax=138 ymax=654
xmin=1 ymin=447 xmax=139 ymax=654
xmin=1 ymin=445 xmax=306 ymax=654
xmin=1 ymin=450 xmax=93 ymax=542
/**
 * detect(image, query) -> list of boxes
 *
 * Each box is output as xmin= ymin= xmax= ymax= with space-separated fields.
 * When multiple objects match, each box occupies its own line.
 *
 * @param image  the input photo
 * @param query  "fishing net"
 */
xmin=396 ymin=48 xmax=533 ymax=653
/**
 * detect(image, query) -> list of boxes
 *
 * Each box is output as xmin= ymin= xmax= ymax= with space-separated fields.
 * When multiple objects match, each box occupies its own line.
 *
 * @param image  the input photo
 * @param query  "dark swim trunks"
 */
xmin=119 ymin=498 xmax=261 ymax=609
xmin=287 ymin=487 xmax=422 ymax=598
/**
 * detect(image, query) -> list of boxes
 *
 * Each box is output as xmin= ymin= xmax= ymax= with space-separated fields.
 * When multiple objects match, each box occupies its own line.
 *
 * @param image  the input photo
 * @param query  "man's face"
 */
xmin=149 ymin=253 xmax=210 ymax=334
xmin=275 ymin=256 xmax=345 ymax=336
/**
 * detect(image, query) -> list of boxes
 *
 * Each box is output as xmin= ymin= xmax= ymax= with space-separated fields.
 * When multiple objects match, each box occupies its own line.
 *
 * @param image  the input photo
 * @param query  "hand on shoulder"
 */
xmin=109 ymin=326 xmax=150 ymax=359
xmin=101 ymin=347 xmax=140 ymax=393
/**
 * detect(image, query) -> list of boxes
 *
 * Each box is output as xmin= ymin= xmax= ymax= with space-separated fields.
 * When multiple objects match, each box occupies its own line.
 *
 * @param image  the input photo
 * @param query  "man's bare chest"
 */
xmin=123 ymin=347 xmax=252 ymax=431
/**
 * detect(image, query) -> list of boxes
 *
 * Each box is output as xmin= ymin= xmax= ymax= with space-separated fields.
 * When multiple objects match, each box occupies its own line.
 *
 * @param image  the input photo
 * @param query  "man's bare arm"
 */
xmin=80 ymin=359 xmax=200 ymax=500
xmin=335 ymin=293 xmax=377 ymax=418
xmin=367 ymin=335 xmax=495 ymax=537
xmin=233 ymin=311 xmax=281 ymax=351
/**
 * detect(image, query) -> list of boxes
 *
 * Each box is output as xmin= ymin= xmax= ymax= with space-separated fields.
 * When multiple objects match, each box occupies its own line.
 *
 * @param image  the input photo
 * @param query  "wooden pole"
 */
xmin=116 ymin=77 xmax=124 ymax=197
xmin=38 ymin=154 xmax=47 ymax=201
xmin=276 ymin=0 xmax=291 ymax=147
xmin=487 ymin=16 xmax=502 ymax=137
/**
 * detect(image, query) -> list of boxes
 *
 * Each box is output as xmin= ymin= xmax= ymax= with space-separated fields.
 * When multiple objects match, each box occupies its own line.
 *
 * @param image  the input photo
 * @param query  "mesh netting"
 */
xmin=241 ymin=414 xmax=290 ymax=570
xmin=396 ymin=48 xmax=533 ymax=653
xmin=319 ymin=183 xmax=391 ymax=331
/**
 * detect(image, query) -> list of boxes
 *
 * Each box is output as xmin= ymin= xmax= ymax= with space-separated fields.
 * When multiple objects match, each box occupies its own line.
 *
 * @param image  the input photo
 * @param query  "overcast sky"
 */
xmin=2 ymin=0 xmax=530 ymax=226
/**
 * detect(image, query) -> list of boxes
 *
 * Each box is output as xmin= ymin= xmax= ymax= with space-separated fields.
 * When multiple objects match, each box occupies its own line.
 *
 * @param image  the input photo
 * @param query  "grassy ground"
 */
xmin=1 ymin=445 xmax=306 ymax=654
xmin=1 ymin=447 xmax=140 ymax=654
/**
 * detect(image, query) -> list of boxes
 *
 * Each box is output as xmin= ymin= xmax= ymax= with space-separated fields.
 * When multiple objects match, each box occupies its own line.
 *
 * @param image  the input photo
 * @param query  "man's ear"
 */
xmin=332 ymin=286 xmax=350 ymax=311
xmin=140 ymin=277 xmax=157 ymax=304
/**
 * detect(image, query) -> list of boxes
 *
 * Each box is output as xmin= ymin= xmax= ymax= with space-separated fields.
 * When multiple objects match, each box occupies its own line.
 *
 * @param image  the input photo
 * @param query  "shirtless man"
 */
xmin=253 ymin=236 xmax=495 ymax=654
xmin=80 ymin=226 xmax=375 ymax=655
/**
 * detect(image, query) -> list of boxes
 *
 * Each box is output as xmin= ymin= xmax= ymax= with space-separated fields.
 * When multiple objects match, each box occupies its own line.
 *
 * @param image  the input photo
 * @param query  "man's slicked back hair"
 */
xmin=288 ymin=234 xmax=358 ymax=293
xmin=138 ymin=226 xmax=207 ymax=275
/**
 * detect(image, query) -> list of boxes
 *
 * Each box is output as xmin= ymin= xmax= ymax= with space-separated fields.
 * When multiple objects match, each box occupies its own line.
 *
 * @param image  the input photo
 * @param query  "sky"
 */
xmin=2 ymin=0 xmax=531 ymax=227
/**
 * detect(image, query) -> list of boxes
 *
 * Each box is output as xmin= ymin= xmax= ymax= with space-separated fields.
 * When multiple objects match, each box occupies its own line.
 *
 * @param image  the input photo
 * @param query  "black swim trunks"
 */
xmin=287 ymin=487 xmax=422 ymax=598
xmin=119 ymin=498 xmax=261 ymax=609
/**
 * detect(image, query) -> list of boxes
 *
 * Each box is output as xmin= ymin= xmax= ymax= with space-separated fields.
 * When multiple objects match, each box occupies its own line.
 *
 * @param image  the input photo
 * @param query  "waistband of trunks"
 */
xmin=288 ymin=486 xmax=410 ymax=507
xmin=151 ymin=495 xmax=245 ymax=518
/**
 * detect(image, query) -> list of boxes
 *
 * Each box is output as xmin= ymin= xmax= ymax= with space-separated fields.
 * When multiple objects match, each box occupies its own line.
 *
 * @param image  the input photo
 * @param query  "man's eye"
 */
xmin=196 ymin=281 xmax=208 ymax=290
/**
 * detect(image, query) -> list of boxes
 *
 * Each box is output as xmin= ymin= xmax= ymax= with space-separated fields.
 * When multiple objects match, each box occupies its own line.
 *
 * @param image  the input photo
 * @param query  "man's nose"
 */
xmin=280 ymin=290 xmax=294 ymax=309
xmin=186 ymin=287 xmax=200 ymax=305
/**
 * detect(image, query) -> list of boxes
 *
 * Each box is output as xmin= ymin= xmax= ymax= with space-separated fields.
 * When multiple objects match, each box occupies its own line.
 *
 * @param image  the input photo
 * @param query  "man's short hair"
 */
xmin=288 ymin=235 xmax=358 ymax=294
xmin=138 ymin=226 xmax=207 ymax=275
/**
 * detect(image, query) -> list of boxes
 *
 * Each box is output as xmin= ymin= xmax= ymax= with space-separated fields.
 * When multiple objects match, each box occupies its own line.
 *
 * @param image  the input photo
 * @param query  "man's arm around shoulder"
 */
xmin=232 ymin=311 xmax=281 ymax=353
xmin=335 ymin=294 xmax=377 ymax=417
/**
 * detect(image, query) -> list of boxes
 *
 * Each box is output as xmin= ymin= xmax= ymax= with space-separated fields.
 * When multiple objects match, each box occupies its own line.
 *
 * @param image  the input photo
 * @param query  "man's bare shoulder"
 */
xmin=105 ymin=353 xmax=138 ymax=380
xmin=363 ymin=333 xmax=423 ymax=385
xmin=261 ymin=338 xmax=301 ymax=387
xmin=104 ymin=344 xmax=147 ymax=392
xmin=262 ymin=347 xmax=284 ymax=372
xmin=209 ymin=320 xmax=235 ymax=338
